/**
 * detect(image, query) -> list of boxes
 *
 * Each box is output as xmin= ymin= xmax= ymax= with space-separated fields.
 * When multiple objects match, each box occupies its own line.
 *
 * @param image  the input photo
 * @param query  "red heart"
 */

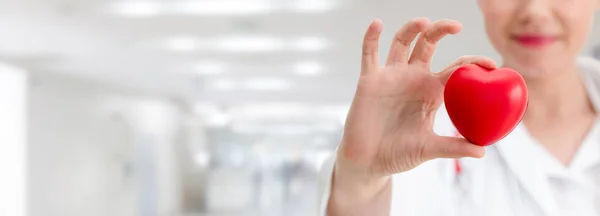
xmin=444 ymin=64 xmax=528 ymax=146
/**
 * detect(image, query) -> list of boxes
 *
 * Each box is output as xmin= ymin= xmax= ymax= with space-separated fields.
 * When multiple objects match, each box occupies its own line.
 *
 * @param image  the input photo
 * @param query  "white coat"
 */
xmin=318 ymin=57 xmax=600 ymax=216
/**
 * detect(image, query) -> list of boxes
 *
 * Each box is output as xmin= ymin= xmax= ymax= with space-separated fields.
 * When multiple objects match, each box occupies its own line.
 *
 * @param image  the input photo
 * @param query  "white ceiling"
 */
xmin=1 ymin=0 xmax=600 ymax=129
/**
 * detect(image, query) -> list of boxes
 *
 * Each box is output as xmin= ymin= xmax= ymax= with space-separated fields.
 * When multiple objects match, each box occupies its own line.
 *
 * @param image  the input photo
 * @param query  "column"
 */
xmin=0 ymin=62 xmax=27 ymax=216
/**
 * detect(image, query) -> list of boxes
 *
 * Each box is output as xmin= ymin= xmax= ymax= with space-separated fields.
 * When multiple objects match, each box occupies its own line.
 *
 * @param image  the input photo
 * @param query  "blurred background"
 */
xmin=0 ymin=0 xmax=600 ymax=216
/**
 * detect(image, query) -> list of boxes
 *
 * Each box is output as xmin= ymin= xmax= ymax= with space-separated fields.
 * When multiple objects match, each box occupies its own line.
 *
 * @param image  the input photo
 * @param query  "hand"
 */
xmin=336 ymin=18 xmax=496 ymax=183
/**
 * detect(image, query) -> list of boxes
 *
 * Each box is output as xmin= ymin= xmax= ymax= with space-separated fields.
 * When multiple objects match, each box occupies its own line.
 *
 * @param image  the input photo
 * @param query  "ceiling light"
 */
xmin=206 ymin=77 xmax=290 ymax=91
xmin=163 ymin=35 xmax=328 ymax=53
xmin=206 ymin=113 xmax=229 ymax=127
xmin=171 ymin=0 xmax=273 ymax=15
xmin=293 ymin=0 xmax=336 ymax=12
xmin=231 ymin=122 xmax=314 ymax=135
xmin=215 ymin=36 xmax=285 ymax=53
xmin=292 ymin=37 xmax=328 ymax=52
xmin=228 ymin=103 xmax=311 ymax=121
xmin=210 ymin=78 xmax=237 ymax=91
xmin=294 ymin=61 xmax=324 ymax=76
xmin=108 ymin=1 xmax=162 ymax=17
xmin=108 ymin=0 xmax=337 ymax=17
xmin=164 ymin=36 xmax=198 ymax=52
xmin=193 ymin=61 xmax=226 ymax=75
xmin=242 ymin=77 xmax=291 ymax=91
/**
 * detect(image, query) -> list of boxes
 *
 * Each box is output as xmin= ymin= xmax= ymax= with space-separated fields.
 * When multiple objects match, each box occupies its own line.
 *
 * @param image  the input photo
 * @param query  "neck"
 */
xmin=521 ymin=63 xmax=595 ymax=122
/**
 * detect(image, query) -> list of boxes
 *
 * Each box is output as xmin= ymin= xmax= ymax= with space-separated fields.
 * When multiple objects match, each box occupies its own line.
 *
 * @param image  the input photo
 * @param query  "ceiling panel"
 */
xmin=2 ymin=0 xmax=599 ymax=112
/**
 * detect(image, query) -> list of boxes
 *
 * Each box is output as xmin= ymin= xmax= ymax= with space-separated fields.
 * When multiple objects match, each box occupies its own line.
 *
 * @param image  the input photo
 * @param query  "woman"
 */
xmin=318 ymin=0 xmax=600 ymax=215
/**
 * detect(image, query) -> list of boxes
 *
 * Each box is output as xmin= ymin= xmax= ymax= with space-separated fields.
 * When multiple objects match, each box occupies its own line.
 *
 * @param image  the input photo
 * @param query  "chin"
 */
xmin=515 ymin=66 xmax=558 ymax=80
xmin=503 ymin=52 xmax=574 ymax=80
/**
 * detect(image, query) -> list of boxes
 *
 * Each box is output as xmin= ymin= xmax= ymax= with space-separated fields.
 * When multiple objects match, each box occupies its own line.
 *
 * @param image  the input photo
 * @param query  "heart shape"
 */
xmin=444 ymin=64 xmax=528 ymax=146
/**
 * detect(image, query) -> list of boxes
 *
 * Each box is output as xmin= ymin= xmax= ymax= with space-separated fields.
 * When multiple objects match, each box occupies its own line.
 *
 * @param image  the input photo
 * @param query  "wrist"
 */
xmin=332 ymin=161 xmax=391 ymax=199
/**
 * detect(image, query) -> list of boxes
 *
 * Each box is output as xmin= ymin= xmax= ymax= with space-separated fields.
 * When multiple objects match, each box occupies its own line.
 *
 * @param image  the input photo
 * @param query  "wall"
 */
xmin=27 ymin=72 xmax=185 ymax=216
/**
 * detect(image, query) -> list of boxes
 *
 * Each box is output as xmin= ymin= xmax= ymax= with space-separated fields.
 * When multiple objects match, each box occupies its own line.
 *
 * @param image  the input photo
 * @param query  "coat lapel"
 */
xmin=495 ymin=124 xmax=559 ymax=216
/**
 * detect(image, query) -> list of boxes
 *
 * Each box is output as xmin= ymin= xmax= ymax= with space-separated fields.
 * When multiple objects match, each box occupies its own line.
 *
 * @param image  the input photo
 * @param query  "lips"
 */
xmin=513 ymin=34 xmax=558 ymax=48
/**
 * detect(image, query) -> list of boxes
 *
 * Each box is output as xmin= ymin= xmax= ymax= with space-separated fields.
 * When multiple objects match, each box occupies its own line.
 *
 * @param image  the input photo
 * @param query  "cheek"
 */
xmin=556 ymin=3 xmax=595 ymax=53
xmin=484 ymin=17 xmax=506 ymax=51
xmin=480 ymin=3 xmax=514 ymax=53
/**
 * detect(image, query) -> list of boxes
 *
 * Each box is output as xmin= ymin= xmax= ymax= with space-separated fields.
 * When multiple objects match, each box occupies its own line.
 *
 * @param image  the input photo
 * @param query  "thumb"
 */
xmin=422 ymin=135 xmax=486 ymax=160
xmin=435 ymin=55 xmax=497 ymax=85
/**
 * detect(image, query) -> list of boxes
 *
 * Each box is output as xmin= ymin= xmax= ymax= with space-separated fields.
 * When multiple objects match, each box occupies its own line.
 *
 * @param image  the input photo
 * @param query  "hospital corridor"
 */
xmin=2 ymin=0 xmax=600 ymax=216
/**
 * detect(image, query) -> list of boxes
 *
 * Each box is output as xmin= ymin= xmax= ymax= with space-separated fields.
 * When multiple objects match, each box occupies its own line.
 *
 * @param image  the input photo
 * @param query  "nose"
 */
xmin=518 ymin=0 xmax=552 ymax=25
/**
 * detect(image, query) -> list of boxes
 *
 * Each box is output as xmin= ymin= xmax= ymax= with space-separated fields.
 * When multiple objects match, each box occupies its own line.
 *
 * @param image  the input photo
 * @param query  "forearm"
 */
xmin=326 ymin=164 xmax=393 ymax=216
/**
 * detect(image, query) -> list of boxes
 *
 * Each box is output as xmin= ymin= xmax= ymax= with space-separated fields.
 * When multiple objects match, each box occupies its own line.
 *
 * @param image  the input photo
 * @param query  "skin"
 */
xmin=327 ymin=0 xmax=600 ymax=215
xmin=479 ymin=0 xmax=600 ymax=165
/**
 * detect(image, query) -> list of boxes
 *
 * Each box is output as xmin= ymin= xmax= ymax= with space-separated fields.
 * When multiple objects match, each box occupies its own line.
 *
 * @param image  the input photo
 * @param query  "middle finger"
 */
xmin=408 ymin=19 xmax=462 ymax=66
xmin=385 ymin=17 xmax=430 ymax=67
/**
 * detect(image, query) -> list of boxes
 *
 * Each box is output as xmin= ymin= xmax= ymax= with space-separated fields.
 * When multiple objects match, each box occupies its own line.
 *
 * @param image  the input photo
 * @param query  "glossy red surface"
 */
xmin=444 ymin=64 xmax=529 ymax=146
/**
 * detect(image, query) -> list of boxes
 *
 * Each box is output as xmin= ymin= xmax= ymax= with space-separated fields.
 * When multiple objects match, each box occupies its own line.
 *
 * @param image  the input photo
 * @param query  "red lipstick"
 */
xmin=513 ymin=34 xmax=558 ymax=48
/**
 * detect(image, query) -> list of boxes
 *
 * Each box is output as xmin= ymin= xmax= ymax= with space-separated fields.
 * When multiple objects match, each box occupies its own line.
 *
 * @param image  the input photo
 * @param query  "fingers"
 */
xmin=385 ymin=17 xmax=431 ymax=67
xmin=436 ymin=55 xmax=497 ymax=85
xmin=409 ymin=19 xmax=462 ymax=66
xmin=422 ymin=136 xmax=486 ymax=160
xmin=361 ymin=19 xmax=384 ymax=76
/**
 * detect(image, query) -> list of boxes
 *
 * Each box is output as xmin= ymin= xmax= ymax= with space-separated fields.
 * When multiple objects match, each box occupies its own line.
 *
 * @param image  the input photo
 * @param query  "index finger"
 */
xmin=361 ymin=19 xmax=384 ymax=76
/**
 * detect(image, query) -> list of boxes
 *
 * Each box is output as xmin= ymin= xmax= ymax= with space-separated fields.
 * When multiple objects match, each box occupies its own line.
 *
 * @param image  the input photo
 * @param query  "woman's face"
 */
xmin=479 ymin=0 xmax=599 ymax=79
